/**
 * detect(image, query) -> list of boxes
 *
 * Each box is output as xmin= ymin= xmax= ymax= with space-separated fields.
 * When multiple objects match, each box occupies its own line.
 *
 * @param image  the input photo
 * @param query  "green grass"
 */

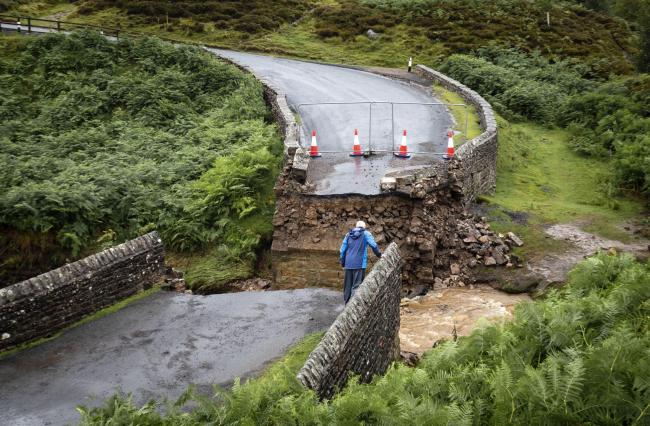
xmin=0 ymin=285 xmax=160 ymax=360
xmin=482 ymin=116 xmax=645 ymax=259
xmin=238 ymin=21 xmax=446 ymax=67
xmin=168 ymin=248 xmax=254 ymax=294
xmin=2 ymin=0 xmax=74 ymax=18
xmin=10 ymin=0 xmax=634 ymax=76
xmin=251 ymin=332 xmax=324 ymax=382
xmin=433 ymin=83 xmax=482 ymax=145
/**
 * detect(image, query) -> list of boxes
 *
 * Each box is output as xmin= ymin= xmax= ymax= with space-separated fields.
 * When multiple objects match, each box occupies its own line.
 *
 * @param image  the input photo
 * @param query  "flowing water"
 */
xmin=400 ymin=285 xmax=531 ymax=355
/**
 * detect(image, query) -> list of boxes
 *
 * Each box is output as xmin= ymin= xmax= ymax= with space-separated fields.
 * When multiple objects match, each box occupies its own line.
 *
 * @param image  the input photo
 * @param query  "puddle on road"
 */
xmin=399 ymin=285 xmax=530 ymax=355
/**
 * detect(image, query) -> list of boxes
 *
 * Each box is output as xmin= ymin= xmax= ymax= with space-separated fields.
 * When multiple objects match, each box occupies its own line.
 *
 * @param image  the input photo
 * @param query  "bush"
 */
xmin=0 ymin=31 xmax=282 ymax=284
xmin=77 ymin=0 xmax=312 ymax=33
xmin=561 ymin=76 xmax=650 ymax=198
xmin=500 ymin=81 xmax=559 ymax=123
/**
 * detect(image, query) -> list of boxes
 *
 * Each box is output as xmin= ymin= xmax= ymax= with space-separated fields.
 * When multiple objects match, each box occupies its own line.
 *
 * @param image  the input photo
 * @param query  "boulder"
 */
xmin=400 ymin=351 xmax=420 ymax=367
xmin=507 ymin=232 xmax=524 ymax=247
xmin=407 ymin=285 xmax=428 ymax=298
xmin=366 ymin=29 xmax=380 ymax=39
xmin=492 ymin=246 xmax=508 ymax=265
xmin=463 ymin=235 xmax=478 ymax=243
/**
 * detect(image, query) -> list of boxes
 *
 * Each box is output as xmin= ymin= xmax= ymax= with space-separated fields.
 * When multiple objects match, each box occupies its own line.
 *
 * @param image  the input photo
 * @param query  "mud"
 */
xmin=399 ymin=285 xmax=530 ymax=355
xmin=527 ymin=223 xmax=649 ymax=287
xmin=0 ymin=289 xmax=343 ymax=426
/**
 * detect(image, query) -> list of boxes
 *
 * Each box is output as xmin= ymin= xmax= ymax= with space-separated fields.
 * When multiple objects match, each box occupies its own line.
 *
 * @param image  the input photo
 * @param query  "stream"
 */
xmin=400 ymin=285 xmax=531 ymax=355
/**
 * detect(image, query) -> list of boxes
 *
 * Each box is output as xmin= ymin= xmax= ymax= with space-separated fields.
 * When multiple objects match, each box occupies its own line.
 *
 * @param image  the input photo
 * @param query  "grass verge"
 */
xmin=432 ymin=83 xmax=482 ymax=145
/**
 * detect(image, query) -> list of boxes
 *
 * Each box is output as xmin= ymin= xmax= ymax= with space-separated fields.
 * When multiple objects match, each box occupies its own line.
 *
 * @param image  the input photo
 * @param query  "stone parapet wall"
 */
xmin=0 ymin=232 xmax=164 ymax=351
xmin=414 ymin=64 xmax=498 ymax=202
xmin=297 ymin=242 xmax=402 ymax=399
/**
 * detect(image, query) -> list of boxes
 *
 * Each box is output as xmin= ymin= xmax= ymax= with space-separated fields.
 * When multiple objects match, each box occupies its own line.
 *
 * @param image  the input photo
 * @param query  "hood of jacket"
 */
xmin=348 ymin=227 xmax=364 ymax=240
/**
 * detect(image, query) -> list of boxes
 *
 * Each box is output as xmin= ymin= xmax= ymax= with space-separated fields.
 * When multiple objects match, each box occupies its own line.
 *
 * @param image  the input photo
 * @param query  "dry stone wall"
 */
xmin=297 ymin=242 xmax=402 ymax=399
xmin=414 ymin=64 xmax=498 ymax=203
xmin=0 ymin=232 xmax=164 ymax=351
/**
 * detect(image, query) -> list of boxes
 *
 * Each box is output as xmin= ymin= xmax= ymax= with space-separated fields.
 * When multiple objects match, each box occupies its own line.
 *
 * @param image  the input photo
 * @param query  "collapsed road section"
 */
xmin=206 ymin=49 xmax=499 ymax=291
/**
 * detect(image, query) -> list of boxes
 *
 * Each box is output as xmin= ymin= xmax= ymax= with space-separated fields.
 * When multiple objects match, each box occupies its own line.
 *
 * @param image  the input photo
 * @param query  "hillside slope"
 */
xmin=0 ymin=32 xmax=281 ymax=288
xmin=4 ymin=0 xmax=638 ymax=75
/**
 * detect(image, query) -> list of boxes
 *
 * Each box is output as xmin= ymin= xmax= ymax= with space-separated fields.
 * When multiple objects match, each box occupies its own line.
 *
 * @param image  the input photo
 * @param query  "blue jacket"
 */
xmin=340 ymin=227 xmax=381 ymax=269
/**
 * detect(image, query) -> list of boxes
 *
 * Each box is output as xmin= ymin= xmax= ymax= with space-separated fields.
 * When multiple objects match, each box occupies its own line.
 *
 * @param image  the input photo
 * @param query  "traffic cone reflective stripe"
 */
xmin=446 ymin=130 xmax=455 ymax=159
xmin=310 ymin=130 xmax=321 ymax=157
xmin=350 ymin=129 xmax=363 ymax=156
xmin=394 ymin=129 xmax=411 ymax=158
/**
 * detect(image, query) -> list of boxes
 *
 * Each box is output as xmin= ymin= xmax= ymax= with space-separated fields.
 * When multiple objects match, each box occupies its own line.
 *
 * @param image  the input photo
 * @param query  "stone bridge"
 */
xmin=0 ymin=23 xmax=500 ymax=417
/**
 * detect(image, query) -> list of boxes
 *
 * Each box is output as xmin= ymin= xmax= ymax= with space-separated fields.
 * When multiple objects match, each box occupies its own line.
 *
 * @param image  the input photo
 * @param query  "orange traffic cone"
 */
xmin=350 ymin=129 xmax=363 ymax=157
xmin=309 ymin=130 xmax=321 ymax=157
xmin=394 ymin=129 xmax=411 ymax=158
xmin=445 ymin=130 xmax=455 ymax=159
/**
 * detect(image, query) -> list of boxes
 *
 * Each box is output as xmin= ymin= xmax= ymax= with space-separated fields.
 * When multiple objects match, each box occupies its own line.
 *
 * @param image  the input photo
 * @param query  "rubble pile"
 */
xmin=272 ymin=163 xmax=525 ymax=291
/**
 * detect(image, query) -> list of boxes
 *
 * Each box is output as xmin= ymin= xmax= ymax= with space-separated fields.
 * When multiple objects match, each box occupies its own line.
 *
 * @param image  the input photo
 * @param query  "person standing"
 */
xmin=339 ymin=220 xmax=382 ymax=304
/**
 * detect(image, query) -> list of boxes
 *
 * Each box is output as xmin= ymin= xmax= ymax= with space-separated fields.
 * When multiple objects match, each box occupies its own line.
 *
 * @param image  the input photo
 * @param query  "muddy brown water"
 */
xmin=400 ymin=285 xmax=531 ymax=355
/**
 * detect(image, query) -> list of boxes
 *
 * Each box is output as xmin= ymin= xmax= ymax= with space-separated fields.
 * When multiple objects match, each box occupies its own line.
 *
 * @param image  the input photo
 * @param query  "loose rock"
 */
xmin=507 ymin=232 xmax=524 ymax=247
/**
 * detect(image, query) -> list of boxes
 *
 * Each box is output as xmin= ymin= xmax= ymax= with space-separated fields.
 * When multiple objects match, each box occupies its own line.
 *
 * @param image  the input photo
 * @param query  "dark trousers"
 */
xmin=343 ymin=268 xmax=365 ymax=304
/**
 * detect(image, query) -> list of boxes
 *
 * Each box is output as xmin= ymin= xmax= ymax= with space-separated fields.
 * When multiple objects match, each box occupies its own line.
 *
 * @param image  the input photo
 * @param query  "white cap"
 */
xmin=356 ymin=220 xmax=366 ymax=229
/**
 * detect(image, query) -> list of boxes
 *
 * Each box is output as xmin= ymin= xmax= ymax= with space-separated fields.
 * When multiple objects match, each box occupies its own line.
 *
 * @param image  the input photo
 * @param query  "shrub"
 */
xmin=0 ymin=31 xmax=282 ymax=284
xmin=500 ymin=81 xmax=558 ymax=123
xmin=77 ymin=0 xmax=313 ymax=33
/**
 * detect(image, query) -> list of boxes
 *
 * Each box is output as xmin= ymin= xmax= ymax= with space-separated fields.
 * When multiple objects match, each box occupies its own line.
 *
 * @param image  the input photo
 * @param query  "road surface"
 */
xmin=0 ymin=289 xmax=343 ymax=426
xmin=209 ymin=49 xmax=453 ymax=195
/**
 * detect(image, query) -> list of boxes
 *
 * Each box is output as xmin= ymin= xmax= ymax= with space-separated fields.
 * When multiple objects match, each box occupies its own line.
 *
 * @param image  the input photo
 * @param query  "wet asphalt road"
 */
xmin=209 ymin=49 xmax=453 ymax=195
xmin=0 ymin=289 xmax=343 ymax=426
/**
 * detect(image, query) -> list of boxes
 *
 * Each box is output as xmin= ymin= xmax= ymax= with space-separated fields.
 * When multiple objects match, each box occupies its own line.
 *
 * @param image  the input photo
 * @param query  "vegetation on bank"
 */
xmin=0 ymin=31 xmax=282 ymax=289
xmin=79 ymin=253 xmax=650 ymax=424
xmin=4 ymin=1 xmax=647 ymax=211
xmin=3 ymin=1 xmax=641 ymax=71
xmin=439 ymin=47 xmax=650 ymax=203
